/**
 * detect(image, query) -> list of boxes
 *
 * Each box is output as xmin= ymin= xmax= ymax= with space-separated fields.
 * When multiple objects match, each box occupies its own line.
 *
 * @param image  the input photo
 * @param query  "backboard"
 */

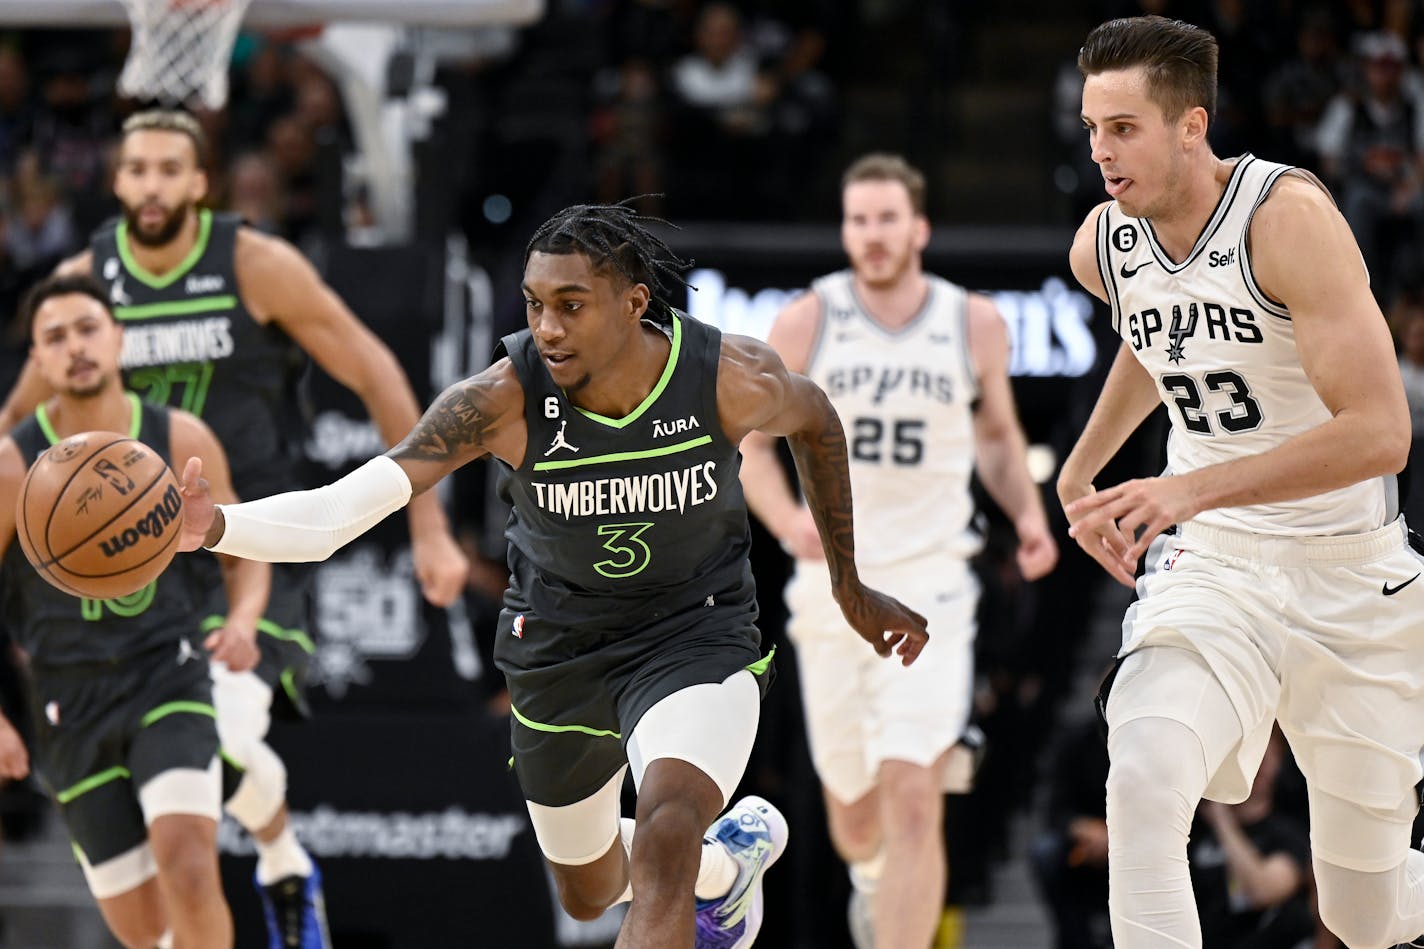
xmin=0 ymin=0 xmax=542 ymax=27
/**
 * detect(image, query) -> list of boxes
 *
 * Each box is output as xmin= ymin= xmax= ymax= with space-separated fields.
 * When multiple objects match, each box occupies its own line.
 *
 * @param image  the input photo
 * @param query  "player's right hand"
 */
xmin=836 ymin=583 xmax=929 ymax=666
xmin=1060 ymin=483 xmax=1136 ymax=589
xmin=177 ymin=457 xmax=218 ymax=552
xmin=0 ymin=719 xmax=29 ymax=781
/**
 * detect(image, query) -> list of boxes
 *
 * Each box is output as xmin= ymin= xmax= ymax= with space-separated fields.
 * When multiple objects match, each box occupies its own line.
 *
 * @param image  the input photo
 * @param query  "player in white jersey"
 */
xmin=1060 ymin=15 xmax=1424 ymax=949
xmin=739 ymin=153 xmax=1057 ymax=948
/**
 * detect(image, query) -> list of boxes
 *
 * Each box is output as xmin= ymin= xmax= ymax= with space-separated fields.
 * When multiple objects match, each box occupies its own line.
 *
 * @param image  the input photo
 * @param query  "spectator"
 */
xmin=1190 ymin=728 xmax=1314 ymax=949
xmin=1262 ymin=7 xmax=1343 ymax=168
xmin=1316 ymin=31 xmax=1424 ymax=297
xmin=1030 ymin=714 xmax=1112 ymax=949
xmin=0 ymin=46 xmax=34 ymax=177
xmin=226 ymin=150 xmax=286 ymax=234
xmin=5 ymin=154 xmax=76 ymax=273
xmin=590 ymin=58 xmax=666 ymax=212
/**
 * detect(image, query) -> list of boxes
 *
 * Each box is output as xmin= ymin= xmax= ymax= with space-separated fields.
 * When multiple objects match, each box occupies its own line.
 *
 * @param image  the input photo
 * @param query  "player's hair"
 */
xmin=842 ymin=153 xmax=927 ymax=214
xmin=1078 ymin=15 xmax=1218 ymax=124
xmin=121 ymin=108 xmax=208 ymax=167
xmin=524 ymin=201 xmax=693 ymax=314
xmin=21 ymin=274 xmax=116 ymax=339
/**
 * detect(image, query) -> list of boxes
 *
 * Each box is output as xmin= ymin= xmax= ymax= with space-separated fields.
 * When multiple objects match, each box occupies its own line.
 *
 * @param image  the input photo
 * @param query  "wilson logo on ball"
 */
xmin=98 ymin=484 xmax=183 ymax=559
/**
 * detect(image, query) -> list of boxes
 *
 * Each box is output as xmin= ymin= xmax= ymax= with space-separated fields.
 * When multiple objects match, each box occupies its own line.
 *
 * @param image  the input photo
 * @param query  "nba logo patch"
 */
xmin=512 ymin=614 xmax=525 ymax=639
xmin=1163 ymin=549 xmax=1186 ymax=571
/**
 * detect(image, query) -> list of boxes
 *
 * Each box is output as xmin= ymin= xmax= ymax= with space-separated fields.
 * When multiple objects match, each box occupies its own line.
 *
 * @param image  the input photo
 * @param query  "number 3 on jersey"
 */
xmin=594 ymin=522 xmax=654 ymax=578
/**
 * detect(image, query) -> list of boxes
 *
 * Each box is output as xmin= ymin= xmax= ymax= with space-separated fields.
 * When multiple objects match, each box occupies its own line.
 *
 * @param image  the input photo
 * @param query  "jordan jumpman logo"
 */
xmin=544 ymin=419 xmax=580 ymax=456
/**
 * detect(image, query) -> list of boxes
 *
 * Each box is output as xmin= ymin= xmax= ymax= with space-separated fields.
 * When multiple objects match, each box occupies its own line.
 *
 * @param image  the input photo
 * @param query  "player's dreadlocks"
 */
xmin=525 ymin=201 xmax=693 ymax=316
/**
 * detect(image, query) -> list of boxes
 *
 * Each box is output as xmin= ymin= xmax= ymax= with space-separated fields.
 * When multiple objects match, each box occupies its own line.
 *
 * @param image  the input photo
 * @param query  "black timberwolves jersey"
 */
xmin=90 ymin=210 xmax=307 ymax=499
xmin=2 ymin=396 xmax=201 ymax=665
xmin=497 ymin=311 xmax=753 ymax=628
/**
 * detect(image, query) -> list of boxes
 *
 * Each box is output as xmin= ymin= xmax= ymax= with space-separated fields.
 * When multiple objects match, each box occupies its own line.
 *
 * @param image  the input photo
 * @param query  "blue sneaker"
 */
xmin=257 ymin=863 xmax=332 ymax=949
xmin=693 ymin=796 xmax=789 ymax=949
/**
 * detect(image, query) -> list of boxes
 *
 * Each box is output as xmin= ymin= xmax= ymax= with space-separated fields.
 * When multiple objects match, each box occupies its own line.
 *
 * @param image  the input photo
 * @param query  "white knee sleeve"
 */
xmin=1315 ymin=852 xmax=1424 ymax=949
xmin=224 ymin=738 xmax=287 ymax=831
xmin=626 ymin=670 xmax=760 ymax=806
xmin=1105 ymin=716 xmax=1210 ymax=949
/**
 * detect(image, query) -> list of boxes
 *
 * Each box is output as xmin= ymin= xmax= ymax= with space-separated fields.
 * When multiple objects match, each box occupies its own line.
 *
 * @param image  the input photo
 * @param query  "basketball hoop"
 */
xmin=118 ymin=0 xmax=255 ymax=109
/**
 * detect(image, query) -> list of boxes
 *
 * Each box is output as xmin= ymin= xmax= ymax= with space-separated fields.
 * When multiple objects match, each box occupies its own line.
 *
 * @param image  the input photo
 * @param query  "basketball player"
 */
xmin=0 ymin=274 xmax=271 ymax=949
xmin=1060 ymin=16 xmax=1424 ymax=949
xmin=0 ymin=109 xmax=467 ymax=947
xmin=173 ymin=202 xmax=929 ymax=949
xmin=738 ymin=153 xmax=1058 ymax=948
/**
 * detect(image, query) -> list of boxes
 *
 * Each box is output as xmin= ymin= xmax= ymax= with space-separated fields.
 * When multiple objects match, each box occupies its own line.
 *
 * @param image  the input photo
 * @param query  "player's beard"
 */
xmin=122 ymin=200 xmax=189 ymax=248
xmin=65 ymin=369 xmax=114 ymax=400
xmin=854 ymin=242 xmax=916 ymax=290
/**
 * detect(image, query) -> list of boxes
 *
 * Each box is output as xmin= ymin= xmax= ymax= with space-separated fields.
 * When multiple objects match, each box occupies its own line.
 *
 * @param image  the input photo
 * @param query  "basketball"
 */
xmin=15 ymin=431 xmax=185 ymax=600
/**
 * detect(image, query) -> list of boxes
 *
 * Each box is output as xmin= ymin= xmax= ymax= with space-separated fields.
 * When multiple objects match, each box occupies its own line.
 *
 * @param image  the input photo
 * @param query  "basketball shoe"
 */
xmin=258 ymin=863 xmax=332 ymax=949
xmin=693 ymin=796 xmax=789 ymax=949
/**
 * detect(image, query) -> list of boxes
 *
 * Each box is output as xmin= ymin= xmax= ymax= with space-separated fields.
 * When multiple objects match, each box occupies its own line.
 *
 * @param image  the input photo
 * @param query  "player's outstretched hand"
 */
xmin=0 ymin=717 xmax=29 ymax=781
xmin=177 ymin=457 xmax=218 ymax=552
xmin=837 ymin=583 xmax=929 ymax=666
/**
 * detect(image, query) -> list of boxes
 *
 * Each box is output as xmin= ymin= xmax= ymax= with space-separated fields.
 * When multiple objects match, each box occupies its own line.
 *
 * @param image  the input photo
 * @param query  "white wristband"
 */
xmin=209 ymin=455 xmax=414 ymax=562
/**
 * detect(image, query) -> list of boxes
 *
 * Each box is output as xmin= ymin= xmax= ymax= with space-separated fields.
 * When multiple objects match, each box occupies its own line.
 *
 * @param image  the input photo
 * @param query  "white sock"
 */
xmin=614 ymin=817 xmax=636 ymax=904
xmin=156 ymin=932 xmax=173 ymax=949
xmin=255 ymin=824 xmax=315 ymax=885
xmin=850 ymin=850 xmax=885 ymax=896
xmin=695 ymin=836 xmax=741 ymax=900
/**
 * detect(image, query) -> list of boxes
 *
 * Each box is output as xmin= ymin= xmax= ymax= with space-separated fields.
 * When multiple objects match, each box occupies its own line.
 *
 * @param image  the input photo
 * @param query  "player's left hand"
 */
xmin=204 ymin=621 xmax=260 ymax=673
xmin=412 ymin=528 xmax=471 ymax=608
xmin=836 ymin=582 xmax=929 ymax=666
xmin=177 ymin=457 xmax=218 ymax=552
xmin=1065 ymin=475 xmax=1199 ymax=572
xmin=1015 ymin=516 xmax=1059 ymax=581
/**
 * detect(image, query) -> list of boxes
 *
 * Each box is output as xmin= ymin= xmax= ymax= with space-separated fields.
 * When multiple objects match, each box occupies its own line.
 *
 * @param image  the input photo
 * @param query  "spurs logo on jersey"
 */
xmin=1097 ymin=154 xmax=1394 ymax=536
xmin=805 ymin=269 xmax=982 ymax=565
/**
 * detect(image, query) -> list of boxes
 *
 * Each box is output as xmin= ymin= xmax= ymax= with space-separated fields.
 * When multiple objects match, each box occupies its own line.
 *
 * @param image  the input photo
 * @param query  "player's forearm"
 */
xmin=977 ymin=428 xmax=1047 ymax=531
xmin=1057 ymin=345 xmax=1160 ymax=502
xmin=206 ymin=457 xmax=413 ymax=561
xmin=1180 ymin=409 xmax=1408 ymax=514
xmin=786 ymin=391 xmax=860 ymax=594
xmin=737 ymin=433 xmax=802 ymax=541
xmin=217 ymin=555 xmax=271 ymax=629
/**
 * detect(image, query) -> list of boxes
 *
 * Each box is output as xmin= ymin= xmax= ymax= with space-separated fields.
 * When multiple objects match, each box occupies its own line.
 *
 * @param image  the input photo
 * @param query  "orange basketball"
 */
xmin=15 ymin=432 xmax=184 ymax=600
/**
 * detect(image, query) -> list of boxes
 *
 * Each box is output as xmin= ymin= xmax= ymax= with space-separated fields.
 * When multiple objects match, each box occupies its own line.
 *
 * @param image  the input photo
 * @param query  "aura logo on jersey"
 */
xmin=530 ymin=462 xmax=720 ymax=519
xmin=98 ymin=484 xmax=182 ymax=558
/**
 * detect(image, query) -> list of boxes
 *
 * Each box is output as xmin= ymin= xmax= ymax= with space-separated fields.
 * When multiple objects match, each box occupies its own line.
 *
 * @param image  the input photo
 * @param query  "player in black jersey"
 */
xmin=0 ymin=110 xmax=466 ymax=948
xmin=0 ymin=274 xmax=272 ymax=948
xmin=175 ymin=202 xmax=929 ymax=949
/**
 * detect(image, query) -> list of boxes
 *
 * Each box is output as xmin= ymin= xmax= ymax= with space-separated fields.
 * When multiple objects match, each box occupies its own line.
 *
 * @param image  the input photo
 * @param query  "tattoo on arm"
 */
xmin=391 ymin=380 xmax=495 ymax=461
xmin=787 ymin=397 xmax=859 ymax=592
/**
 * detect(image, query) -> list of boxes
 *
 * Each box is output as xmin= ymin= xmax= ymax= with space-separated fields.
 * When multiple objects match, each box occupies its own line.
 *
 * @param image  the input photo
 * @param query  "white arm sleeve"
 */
xmin=207 ymin=455 xmax=413 ymax=562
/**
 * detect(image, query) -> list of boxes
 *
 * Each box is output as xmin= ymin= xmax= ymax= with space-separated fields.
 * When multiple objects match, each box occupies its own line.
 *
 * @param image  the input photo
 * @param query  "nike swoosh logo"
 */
xmin=1120 ymin=260 xmax=1154 ymax=278
xmin=1383 ymin=573 xmax=1421 ymax=596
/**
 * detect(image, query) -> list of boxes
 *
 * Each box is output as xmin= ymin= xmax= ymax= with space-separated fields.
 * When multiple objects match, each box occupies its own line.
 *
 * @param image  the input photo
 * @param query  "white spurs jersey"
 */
xmin=805 ymin=269 xmax=981 ymax=565
xmin=1096 ymin=154 xmax=1396 ymax=536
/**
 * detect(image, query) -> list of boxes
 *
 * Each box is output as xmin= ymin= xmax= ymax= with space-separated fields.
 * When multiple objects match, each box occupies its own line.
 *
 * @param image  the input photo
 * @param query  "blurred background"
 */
xmin=0 ymin=0 xmax=1418 ymax=946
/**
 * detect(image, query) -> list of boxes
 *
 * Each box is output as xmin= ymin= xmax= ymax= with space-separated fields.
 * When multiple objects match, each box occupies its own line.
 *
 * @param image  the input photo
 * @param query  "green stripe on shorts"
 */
xmin=510 ymin=704 xmax=622 ymax=740
xmin=57 ymin=766 xmax=131 ymax=804
xmin=141 ymin=701 xmax=216 ymax=728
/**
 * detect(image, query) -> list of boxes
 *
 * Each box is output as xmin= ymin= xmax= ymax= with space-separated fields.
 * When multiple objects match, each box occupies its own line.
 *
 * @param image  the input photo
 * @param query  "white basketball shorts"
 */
xmin=785 ymin=554 xmax=977 ymax=804
xmin=1110 ymin=517 xmax=1424 ymax=870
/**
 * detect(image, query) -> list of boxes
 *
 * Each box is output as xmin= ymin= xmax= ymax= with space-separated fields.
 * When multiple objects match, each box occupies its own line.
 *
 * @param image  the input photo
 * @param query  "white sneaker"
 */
xmin=692 ymin=796 xmax=789 ymax=949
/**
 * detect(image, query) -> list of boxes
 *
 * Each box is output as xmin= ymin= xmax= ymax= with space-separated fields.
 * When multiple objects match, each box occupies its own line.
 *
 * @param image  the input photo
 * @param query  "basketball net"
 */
xmin=118 ymin=0 xmax=254 ymax=109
